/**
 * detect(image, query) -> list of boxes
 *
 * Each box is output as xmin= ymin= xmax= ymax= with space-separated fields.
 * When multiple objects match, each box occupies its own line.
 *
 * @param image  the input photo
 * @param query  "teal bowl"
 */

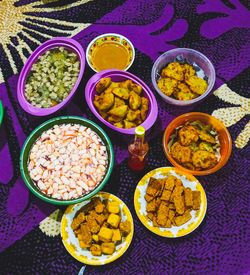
xmin=0 ymin=101 xmax=3 ymax=125
xmin=20 ymin=116 xmax=114 ymax=205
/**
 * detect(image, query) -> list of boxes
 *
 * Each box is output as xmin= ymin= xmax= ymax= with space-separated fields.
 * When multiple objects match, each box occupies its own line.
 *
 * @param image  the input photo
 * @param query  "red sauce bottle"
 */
xmin=128 ymin=126 xmax=149 ymax=172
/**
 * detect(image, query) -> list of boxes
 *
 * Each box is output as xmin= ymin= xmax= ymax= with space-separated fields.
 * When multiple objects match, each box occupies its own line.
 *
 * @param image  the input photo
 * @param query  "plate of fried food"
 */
xmin=134 ymin=167 xmax=207 ymax=238
xmin=61 ymin=192 xmax=133 ymax=265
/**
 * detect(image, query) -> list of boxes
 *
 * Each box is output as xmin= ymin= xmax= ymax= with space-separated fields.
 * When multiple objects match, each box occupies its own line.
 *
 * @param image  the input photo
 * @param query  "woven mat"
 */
xmin=0 ymin=0 xmax=249 ymax=274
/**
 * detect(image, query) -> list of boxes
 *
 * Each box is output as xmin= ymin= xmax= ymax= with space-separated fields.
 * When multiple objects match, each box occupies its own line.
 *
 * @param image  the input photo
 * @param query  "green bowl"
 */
xmin=0 ymin=101 xmax=3 ymax=125
xmin=20 ymin=116 xmax=115 ymax=205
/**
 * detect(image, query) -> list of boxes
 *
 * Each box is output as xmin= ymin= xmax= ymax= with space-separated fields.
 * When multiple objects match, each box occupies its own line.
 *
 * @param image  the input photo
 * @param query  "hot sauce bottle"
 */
xmin=128 ymin=126 xmax=149 ymax=172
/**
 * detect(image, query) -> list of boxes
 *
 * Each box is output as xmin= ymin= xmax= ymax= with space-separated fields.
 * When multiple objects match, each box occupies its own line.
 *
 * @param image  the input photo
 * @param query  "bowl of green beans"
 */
xmin=17 ymin=37 xmax=85 ymax=116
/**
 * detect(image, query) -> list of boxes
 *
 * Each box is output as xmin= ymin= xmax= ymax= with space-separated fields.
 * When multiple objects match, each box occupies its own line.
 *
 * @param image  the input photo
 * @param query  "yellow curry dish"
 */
xmin=168 ymin=120 xmax=221 ymax=171
xmin=71 ymin=197 xmax=131 ymax=257
xmin=157 ymin=62 xmax=208 ymax=100
xmin=93 ymin=77 xmax=149 ymax=129
xmin=145 ymin=175 xmax=201 ymax=228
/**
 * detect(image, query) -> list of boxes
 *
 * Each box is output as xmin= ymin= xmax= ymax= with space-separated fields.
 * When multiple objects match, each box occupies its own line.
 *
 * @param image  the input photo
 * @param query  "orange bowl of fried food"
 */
xmin=163 ymin=112 xmax=232 ymax=176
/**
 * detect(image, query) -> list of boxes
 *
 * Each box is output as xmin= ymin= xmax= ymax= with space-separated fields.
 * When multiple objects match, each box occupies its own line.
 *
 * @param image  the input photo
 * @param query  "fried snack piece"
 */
xmin=192 ymin=150 xmax=217 ymax=170
xmin=107 ymin=213 xmax=121 ymax=228
xmin=178 ymin=125 xmax=199 ymax=146
xmin=95 ymin=203 xmax=105 ymax=214
xmin=80 ymin=224 xmax=92 ymax=245
xmin=184 ymin=188 xmax=193 ymax=208
xmin=107 ymin=202 xmax=120 ymax=214
xmin=157 ymin=77 xmax=178 ymax=96
xmin=183 ymin=64 xmax=196 ymax=80
xmin=90 ymin=244 xmax=102 ymax=256
xmin=161 ymin=62 xmax=185 ymax=81
xmin=129 ymin=82 xmax=142 ymax=95
xmin=174 ymin=210 xmax=192 ymax=226
xmin=98 ymin=227 xmax=113 ymax=242
xmin=144 ymin=194 xmax=154 ymax=202
xmin=112 ymin=87 xmax=130 ymax=100
xmin=186 ymin=75 xmax=208 ymax=95
xmin=164 ymin=176 xmax=176 ymax=191
xmin=168 ymin=209 xmax=175 ymax=222
xmin=119 ymin=79 xmax=133 ymax=89
xmin=146 ymin=199 xmax=157 ymax=212
xmin=170 ymin=185 xmax=184 ymax=202
xmin=126 ymin=109 xmax=141 ymax=122
xmin=108 ymin=105 xmax=128 ymax=118
xmin=113 ymin=97 xmax=125 ymax=108
xmin=124 ymin=120 xmax=136 ymax=129
xmin=99 ymin=110 xmax=109 ymax=119
xmin=140 ymin=97 xmax=149 ymax=121
xmin=96 ymin=77 xmax=111 ymax=94
xmin=129 ymin=91 xmax=141 ymax=110
xmin=170 ymin=142 xmax=192 ymax=163
xmin=114 ymin=121 xmax=124 ymax=128
xmin=119 ymin=221 xmax=131 ymax=236
xmin=156 ymin=202 xmax=169 ymax=227
xmin=174 ymin=89 xmax=197 ymax=101
xmin=199 ymin=142 xmax=214 ymax=153
xmin=192 ymin=191 xmax=201 ymax=210
xmin=86 ymin=216 xmax=100 ymax=234
xmin=108 ymin=115 xmax=123 ymax=123
xmin=174 ymin=195 xmax=185 ymax=215
xmin=198 ymin=130 xmax=216 ymax=144
xmin=146 ymin=177 xmax=164 ymax=197
xmin=101 ymin=243 xmax=116 ymax=255
xmin=112 ymin=229 xmax=122 ymax=242
xmin=161 ymin=189 xmax=172 ymax=201
xmin=71 ymin=212 xmax=85 ymax=230
xmin=94 ymin=93 xmax=115 ymax=111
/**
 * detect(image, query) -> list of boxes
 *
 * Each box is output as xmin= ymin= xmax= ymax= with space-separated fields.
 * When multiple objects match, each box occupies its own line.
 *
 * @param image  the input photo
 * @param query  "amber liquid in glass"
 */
xmin=128 ymin=134 xmax=149 ymax=172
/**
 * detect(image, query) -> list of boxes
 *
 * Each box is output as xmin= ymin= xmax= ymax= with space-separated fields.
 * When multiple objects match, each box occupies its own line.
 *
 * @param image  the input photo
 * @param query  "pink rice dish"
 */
xmin=28 ymin=123 xmax=108 ymax=200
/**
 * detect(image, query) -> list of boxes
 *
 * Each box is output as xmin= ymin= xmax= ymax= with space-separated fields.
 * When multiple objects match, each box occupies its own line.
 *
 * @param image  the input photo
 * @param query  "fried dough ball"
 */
xmin=183 ymin=64 xmax=196 ymax=80
xmin=186 ymin=75 xmax=208 ymax=95
xmin=178 ymin=125 xmax=199 ymax=146
xmin=174 ymin=83 xmax=197 ymax=101
xmin=161 ymin=62 xmax=184 ymax=81
xmin=157 ymin=78 xmax=178 ymax=96
xmin=192 ymin=150 xmax=217 ymax=169
xmin=170 ymin=142 xmax=192 ymax=163
xmin=96 ymin=77 xmax=111 ymax=94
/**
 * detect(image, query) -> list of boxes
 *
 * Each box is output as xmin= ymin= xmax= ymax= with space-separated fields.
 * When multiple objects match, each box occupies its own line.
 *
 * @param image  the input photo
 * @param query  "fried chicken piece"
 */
xmin=178 ymin=125 xmax=199 ymax=146
xmin=140 ymin=97 xmax=149 ymax=121
xmin=192 ymin=150 xmax=217 ymax=170
xmin=161 ymin=62 xmax=185 ymax=81
xmin=96 ymin=77 xmax=111 ymax=94
xmin=157 ymin=77 xmax=178 ymax=96
xmin=129 ymin=82 xmax=143 ymax=95
xmin=94 ymin=93 xmax=114 ymax=111
xmin=186 ymin=75 xmax=208 ymax=95
xmin=124 ymin=120 xmax=136 ymax=129
xmin=126 ymin=109 xmax=141 ymax=122
xmin=113 ymin=121 xmax=124 ymax=128
xmin=174 ymin=210 xmax=192 ymax=226
xmin=108 ymin=105 xmax=128 ymax=118
xmin=174 ymin=195 xmax=185 ymax=215
xmin=198 ymin=130 xmax=216 ymax=144
xmin=192 ymin=191 xmax=201 ymax=210
xmin=113 ymin=97 xmax=125 ymax=108
xmin=119 ymin=79 xmax=133 ymax=89
xmin=170 ymin=142 xmax=192 ymax=163
xmin=184 ymin=187 xmax=193 ymax=208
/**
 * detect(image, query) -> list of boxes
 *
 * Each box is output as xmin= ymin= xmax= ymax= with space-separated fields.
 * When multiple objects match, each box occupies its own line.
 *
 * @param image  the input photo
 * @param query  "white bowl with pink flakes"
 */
xmin=20 ymin=116 xmax=114 ymax=205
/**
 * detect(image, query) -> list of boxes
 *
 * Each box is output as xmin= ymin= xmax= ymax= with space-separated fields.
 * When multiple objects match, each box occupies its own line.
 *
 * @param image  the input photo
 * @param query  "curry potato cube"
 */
xmin=90 ymin=244 xmax=102 ymax=256
xmin=107 ymin=202 xmax=120 ymax=214
xmin=184 ymin=188 xmax=193 ymax=208
xmin=86 ymin=217 xmax=100 ymax=234
xmin=192 ymin=191 xmax=201 ymax=210
xmin=95 ymin=214 xmax=106 ymax=226
xmin=98 ymin=227 xmax=113 ymax=242
xmin=92 ymin=234 xmax=99 ymax=243
xmin=79 ymin=241 xmax=91 ymax=249
xmin=112 ymin=229 xmax=122 ymax=242
xmin=107 ymin=213 xmax=121 ymax=228
xmin=161 ymin=189 xmax=172 ymax=201
xmin=144 ymin=194 xmax=154 ymax=202
xmin=95 ymin=203 xmax=105 ymax=214
xmin=146 ymin=199 xmax=157 ymax=212
xmin=174 ymin=195 xmax=185 ymax=215
xmin=174 ymin=210 xmax=192 ymax=226
xmin=101 ymin=242 xmax=116 ymax=255
xmin=119 ymin=220 xmax=131 ymax=236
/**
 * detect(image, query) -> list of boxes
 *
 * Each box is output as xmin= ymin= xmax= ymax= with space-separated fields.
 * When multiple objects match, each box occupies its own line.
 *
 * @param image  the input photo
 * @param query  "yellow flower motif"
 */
xmin=212 ymin=84 xmax=250 ymax=149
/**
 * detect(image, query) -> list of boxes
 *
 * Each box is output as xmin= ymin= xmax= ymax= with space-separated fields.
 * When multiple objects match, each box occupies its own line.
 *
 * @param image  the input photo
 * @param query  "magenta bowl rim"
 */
xmin=151 ymin=48 xmax=216 ymax=106
xmin=17 ymin=37 xmax=85 ymax=116
xmin=85 ymin=69 xmax=158 ymax=135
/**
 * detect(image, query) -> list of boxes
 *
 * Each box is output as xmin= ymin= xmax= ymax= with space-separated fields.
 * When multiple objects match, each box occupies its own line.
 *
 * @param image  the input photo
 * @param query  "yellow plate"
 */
xmin=134 ymin=167 xmax=207 ymax=238
xmin=61 ymin=191 xmax=134 ymax=265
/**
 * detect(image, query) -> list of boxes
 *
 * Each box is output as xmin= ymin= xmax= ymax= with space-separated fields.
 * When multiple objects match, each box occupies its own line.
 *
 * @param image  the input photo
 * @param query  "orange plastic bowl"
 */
xmin=163 ymin=112 xmax=232 ymax=176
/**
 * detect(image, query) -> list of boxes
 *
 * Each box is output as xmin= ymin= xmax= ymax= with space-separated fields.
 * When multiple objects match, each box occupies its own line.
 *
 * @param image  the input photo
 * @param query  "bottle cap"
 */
xmin=135 ymin=126 xmax=145 ymax=137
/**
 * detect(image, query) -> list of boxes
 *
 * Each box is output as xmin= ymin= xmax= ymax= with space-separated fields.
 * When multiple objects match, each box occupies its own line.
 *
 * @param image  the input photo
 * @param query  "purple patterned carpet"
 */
xmin=0 ymin=0 xmax=249 ymax=274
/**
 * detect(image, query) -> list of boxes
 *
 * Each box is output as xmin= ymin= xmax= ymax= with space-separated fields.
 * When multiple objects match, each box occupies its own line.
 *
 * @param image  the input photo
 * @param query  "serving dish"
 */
xmin=20 ymin=116 xmax=114 ymax=205
xmin=86 ymin=33 xmax=135 ymax=72
xmin=151 ymin=48 xmax=215 ymax=106
xmin=85 ymin=69 xmax=158 ymax=135
xmin=163 ymin=112 xmax=232 ymax=176
xmin=134 ymin=167 xmax=207 ymax=238
xmin=17 ymin=37 xmax=85 ymax=116
xmin=61 ymin=191 xmax=134 ymax=265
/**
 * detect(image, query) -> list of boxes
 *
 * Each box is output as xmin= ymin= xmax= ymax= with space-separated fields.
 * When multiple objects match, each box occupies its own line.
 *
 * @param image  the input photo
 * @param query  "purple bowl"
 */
xmin=17 ymin=37 xmax=85 ymax=116
xmin=85 ymin=70 xmax=158 ymax=135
